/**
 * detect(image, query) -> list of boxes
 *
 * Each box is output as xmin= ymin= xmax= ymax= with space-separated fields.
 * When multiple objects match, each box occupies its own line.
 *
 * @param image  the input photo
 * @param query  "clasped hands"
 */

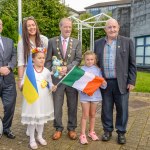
xmin=0 ymin=66 xmax=10 ymax=76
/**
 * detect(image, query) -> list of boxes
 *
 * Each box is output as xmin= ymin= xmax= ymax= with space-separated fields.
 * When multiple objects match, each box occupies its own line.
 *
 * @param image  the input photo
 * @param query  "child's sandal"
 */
xmin=79 ymin=134 xmax=88 ymax=144
xmin=37 ymin=137 xmax=47 ymax=146
xmin=30 ymin=141 xmax=38 ymax=150
xmin=88 ymin=131 xmax=99 ymax=141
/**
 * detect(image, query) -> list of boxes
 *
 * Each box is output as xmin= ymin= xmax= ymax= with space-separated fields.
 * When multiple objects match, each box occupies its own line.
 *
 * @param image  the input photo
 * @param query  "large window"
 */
xmin=135 ymin=36 xmax=150 ymax=67
xmin=89 ymin=8 xmax=101 ymax=16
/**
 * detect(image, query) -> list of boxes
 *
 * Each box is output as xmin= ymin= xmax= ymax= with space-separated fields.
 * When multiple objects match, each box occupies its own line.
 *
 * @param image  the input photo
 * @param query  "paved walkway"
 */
xmin=0 ymin=88 xmax=150 ymax=150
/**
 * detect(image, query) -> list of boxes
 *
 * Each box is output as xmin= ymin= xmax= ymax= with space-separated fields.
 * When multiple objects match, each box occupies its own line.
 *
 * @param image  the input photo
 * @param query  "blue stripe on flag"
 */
xmin=18 ymin=22 xmax=22 ymax=41
xmin=26 ymin=55 xmax=38 ymax=93
xmin=23 ymin=55 xmax=39 ymax=104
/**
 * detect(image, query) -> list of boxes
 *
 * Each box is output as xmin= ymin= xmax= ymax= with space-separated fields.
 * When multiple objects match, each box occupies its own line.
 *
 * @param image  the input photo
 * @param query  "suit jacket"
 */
xmin=94 ymin=35 xmax=137 ymax=94
xmin=45 ymin=36 xmax=82 ymax=84
xmin=0 ymin=36 xmax=17 ymax=84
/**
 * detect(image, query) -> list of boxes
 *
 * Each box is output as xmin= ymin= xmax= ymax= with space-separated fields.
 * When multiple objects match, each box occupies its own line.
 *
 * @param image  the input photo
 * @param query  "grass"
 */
xmin=133 ymin=71 xmax=150 ymax=93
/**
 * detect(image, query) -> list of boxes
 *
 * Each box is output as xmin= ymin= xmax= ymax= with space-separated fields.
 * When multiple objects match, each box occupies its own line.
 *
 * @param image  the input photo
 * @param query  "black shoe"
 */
xmin=118 ymin=133 xmax=126 ymax=144
xmin=3 ymin=130 xmax=16 ymax=139
xmin=102 ymin=131 xmax=112 ymax=141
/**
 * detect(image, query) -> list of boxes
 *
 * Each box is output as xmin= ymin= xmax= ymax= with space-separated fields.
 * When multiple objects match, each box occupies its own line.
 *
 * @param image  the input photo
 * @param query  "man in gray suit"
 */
xmin=45 ymin=18 xmax=82 ymax=140
xmin=94 ymin=18 xmax=136 ymax=144
xmin=0 ymin=19 xmax=17 ymax=139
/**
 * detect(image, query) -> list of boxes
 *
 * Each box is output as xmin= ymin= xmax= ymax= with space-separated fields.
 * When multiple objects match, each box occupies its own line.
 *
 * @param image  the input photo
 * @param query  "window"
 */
xmin=135 ymin=36 xmax=150 ymax=66
xmin=89 ymin=8 xmax=101 ymax=15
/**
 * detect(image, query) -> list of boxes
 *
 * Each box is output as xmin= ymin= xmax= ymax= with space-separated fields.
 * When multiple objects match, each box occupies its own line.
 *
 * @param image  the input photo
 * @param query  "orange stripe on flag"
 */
xmin=83 ymin=76 xmax=104 ymax=96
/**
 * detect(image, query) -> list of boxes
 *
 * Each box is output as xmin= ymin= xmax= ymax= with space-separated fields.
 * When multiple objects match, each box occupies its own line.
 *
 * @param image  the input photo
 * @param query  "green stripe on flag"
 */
xmin=61 ymin=66 xmax=85 ymax=86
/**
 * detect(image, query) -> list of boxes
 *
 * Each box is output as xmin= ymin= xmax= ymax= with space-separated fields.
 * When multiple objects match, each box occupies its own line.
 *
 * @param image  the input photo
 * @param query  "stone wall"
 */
xmin=130 ymin=0 xmax=150 ymax=41
xmin=112 ymin=7 xmax=131 ymax=37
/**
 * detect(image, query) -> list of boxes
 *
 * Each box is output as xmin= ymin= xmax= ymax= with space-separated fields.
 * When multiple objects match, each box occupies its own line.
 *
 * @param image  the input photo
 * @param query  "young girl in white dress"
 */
xmin=21 ymin=47 xmax=56 ymax=149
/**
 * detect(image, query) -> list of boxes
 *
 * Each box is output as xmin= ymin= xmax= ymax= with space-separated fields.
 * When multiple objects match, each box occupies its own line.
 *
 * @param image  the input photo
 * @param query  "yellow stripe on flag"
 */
xmin=23 ymin=76 xmax=39 ymax=104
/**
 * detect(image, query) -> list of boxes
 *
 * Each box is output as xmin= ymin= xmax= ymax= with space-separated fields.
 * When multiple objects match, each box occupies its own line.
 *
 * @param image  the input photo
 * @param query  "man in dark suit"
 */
xmin=94 ymin=18 xmax=136 ymax=144
xmin=45 ymin=18 xmax=82 ymax=140
xmin=0 ymin=19 xmax=17 ymax=139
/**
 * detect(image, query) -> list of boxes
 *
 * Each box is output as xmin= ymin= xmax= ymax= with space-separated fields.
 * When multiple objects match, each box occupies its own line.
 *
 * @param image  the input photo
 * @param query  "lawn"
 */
xmin=134 ymin=71 xmax=150 ymax=93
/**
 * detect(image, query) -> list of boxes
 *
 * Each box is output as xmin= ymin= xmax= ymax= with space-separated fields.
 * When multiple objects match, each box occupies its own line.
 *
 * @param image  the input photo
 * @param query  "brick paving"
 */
xmin=0 ymin=88 xmax=150 ymax=150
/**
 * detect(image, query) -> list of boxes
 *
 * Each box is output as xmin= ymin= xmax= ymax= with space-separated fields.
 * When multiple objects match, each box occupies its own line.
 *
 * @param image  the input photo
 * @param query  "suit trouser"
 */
xmin=101 ymin=79 xmax=129 ymax=134
xmin=52 ymin=84 xmax=78 ymax=131
xmin=0 ymin=76 xmax=17 ymax=132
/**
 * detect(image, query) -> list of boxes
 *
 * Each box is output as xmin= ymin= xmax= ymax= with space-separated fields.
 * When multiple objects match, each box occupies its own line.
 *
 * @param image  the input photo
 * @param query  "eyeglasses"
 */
xmin=23 ymin=16 xmax=34 ymax=21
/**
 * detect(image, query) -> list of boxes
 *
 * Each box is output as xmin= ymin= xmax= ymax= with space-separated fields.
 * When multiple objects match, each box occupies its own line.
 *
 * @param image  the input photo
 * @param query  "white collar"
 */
xmin=61 ymin=36 xmax=69 ymax=43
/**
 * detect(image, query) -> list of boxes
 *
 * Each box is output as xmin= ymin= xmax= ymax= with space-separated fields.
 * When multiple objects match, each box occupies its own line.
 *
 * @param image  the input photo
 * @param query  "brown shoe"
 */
xmin=52 ymin=131 xmax=62 ymax=140
xmin=68 ymin=131 xmax=77 ymax=140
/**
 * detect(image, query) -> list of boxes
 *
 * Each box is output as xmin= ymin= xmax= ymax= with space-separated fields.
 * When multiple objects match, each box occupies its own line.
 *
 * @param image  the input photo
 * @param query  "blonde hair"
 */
xmin=83 ymin=50 xmax=97 ymax=65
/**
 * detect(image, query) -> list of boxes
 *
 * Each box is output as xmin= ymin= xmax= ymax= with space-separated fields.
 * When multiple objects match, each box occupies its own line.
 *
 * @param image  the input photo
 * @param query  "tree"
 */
xmin=77 ymin=12 xmax=109 ymax=53
xmin=0 ymin=0 xmax=68 ymax=43
xmin=79 ymin=13 xmax=93 ymax=53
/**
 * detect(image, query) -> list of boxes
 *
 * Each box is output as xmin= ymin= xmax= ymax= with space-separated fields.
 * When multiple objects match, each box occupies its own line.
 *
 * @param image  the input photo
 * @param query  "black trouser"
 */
xmin=101 ymin=79 xmax=129 ymax=134
xmin=0 ymin=76 xmax=17 ymax=132
xmin=53 ymin=83 xmax=78 ymax=132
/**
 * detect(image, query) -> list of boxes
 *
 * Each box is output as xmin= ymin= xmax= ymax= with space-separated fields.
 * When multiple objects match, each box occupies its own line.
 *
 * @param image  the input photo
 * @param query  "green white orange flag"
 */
xmin=60 ymin=66 xmax=104 ymax=96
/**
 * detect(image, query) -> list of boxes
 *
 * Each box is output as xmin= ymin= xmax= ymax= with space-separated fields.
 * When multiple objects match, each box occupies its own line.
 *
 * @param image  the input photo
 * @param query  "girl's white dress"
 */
xmin=21 ymin=67 xmax=54 ymax=125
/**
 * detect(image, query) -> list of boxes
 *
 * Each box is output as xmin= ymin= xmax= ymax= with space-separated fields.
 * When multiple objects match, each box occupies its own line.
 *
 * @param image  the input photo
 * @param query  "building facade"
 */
xmin=130 ymin=0 xmax=150 ymax=68
xmin=85 ymin=0 xmax=131 ymax=16
xmin=85 ymin=0 xmax=150 ymax=69
xmin=113 ymin=0 xmax=150 ymax=69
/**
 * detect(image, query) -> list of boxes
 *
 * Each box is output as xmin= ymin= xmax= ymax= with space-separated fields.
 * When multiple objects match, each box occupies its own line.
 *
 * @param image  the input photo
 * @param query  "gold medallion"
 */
xmin=56 ymin=37 xmax=73 ymax=65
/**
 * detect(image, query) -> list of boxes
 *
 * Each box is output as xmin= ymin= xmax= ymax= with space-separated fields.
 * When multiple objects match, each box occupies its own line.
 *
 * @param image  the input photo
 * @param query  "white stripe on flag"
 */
xmin=72 ymin=71 xmax=95 ymax=91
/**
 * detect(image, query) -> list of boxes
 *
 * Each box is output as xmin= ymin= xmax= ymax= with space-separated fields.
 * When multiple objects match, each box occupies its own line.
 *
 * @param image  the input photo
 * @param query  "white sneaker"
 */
xmin=37 ymin=137 xmax=47 ymax=146
xmin=30 ymin=141 xmax=38 ymax=150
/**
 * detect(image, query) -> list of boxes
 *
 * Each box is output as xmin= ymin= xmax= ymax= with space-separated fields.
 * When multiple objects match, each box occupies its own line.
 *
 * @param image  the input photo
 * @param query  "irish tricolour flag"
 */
xmin=60 ymin=66 xmax=104 ymax=96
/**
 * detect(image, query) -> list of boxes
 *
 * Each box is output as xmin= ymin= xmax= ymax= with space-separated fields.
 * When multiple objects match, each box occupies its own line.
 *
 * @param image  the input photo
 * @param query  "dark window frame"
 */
xmin=135 ymin=36 xmax=150 ymax=67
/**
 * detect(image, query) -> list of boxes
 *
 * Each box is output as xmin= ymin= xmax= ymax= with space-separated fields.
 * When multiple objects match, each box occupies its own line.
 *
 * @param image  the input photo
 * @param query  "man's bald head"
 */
xmin=104 ymin=18 xmax=120 ymax=40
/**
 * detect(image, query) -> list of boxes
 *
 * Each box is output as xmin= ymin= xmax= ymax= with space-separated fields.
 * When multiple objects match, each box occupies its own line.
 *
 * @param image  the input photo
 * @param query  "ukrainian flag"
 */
xmin=18 ymin=22 xmax=22 ymax=41
xmin=23 ymin=55 xmax=39 ymax=104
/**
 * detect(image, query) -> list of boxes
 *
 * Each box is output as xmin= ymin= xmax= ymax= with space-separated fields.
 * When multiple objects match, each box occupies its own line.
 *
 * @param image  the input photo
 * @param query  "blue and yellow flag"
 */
xmin=18 ymin=22 xmax=22 ymax=41
xmin=23 ymin=55 xmax=39 ymax=104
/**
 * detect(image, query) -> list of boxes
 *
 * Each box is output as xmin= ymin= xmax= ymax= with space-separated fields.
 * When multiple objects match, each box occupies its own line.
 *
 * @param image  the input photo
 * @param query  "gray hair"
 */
xmin=59 ymin=18 xmax=72 ymax=27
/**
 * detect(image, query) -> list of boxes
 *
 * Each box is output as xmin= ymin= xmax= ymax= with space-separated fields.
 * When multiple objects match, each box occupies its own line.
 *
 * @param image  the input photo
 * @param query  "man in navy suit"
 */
xmin=94 ymin=18 xmax=136 ymax=144
xmin=0 ymin=19 xmax=17 ymax=139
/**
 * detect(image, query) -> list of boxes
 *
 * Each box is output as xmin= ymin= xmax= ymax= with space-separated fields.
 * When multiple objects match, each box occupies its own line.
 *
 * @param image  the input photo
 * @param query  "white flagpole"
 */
xmin=18 ymin=0 xmax=22 ymax=39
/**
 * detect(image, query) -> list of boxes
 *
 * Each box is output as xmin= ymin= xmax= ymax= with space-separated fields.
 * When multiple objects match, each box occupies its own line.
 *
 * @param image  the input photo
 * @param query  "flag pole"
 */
xmin=18 ymin=0 xmax=22 ymax=40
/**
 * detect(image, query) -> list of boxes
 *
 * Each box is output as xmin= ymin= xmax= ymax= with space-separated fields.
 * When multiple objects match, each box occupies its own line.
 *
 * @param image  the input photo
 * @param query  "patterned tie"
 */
xmin=62 ymin=39 xmax=67 ymax=59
